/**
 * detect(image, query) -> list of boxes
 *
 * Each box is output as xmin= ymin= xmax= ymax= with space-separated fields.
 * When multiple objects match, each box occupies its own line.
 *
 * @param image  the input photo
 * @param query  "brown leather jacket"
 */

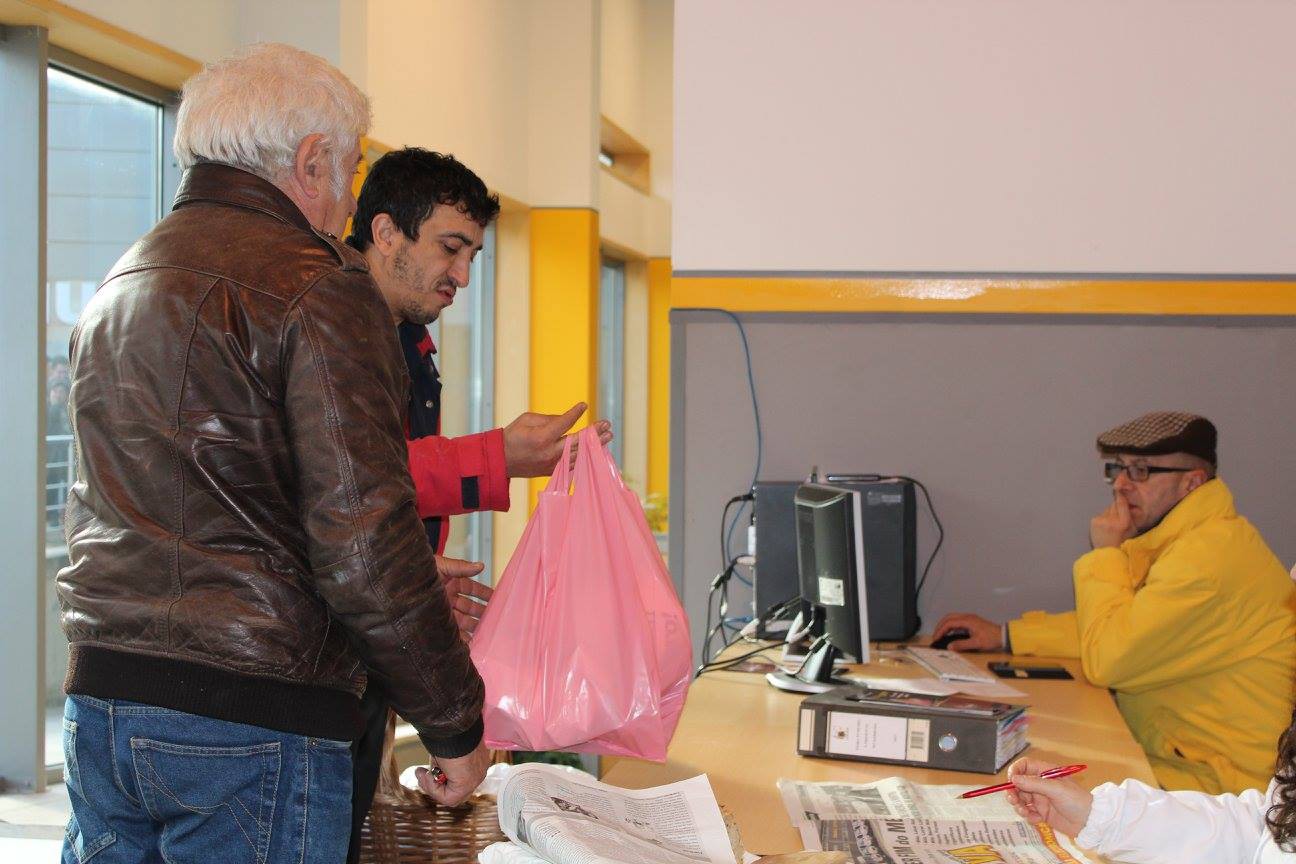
xmin=58 ymin=163 xmax=484 ymax=756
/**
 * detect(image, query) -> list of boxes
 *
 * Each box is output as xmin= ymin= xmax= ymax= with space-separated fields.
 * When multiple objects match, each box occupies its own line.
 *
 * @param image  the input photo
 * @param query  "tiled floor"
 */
xmin=0 ymin=782 xmax=70 ymax=862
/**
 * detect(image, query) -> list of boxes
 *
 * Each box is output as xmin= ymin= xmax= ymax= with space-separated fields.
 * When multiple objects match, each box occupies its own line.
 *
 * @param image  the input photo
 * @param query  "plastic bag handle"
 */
xmin=573 ymin=423 xmax=625 ymax=494
xmin=543 ymin=429 xmax=578 ymax=494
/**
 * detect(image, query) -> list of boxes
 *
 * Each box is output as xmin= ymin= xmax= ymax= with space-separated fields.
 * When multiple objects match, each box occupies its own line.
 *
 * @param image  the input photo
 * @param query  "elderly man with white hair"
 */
xmin=56 ymin=43 xmax=487 ymax=863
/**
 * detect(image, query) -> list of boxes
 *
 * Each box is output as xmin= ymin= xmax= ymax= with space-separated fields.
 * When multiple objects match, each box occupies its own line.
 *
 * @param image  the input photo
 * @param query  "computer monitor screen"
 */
xmin=767 ymin=482 xmax=870 ymax=693
xmin=795 ymin=482 xmax=870 ymax=663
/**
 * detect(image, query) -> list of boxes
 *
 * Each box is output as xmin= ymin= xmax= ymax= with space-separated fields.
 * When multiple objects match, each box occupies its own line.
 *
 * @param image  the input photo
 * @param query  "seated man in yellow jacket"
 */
xmin=933 ymin=411 xmax=1296 ymax=794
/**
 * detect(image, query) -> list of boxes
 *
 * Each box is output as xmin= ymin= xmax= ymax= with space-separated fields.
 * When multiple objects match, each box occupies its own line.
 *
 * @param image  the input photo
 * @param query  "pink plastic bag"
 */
xmin=469 ymin=425 xmax=691 ymax=761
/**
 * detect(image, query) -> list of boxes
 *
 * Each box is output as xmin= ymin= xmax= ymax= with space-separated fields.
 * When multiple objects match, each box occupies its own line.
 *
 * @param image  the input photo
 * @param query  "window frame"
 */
xmin=0 ymin=28 xmax=179 ymax=790
xmin=430 ymin=221 xmax=498 ymax=575
xmin=599 ymin=257 xmax=627 ymax=467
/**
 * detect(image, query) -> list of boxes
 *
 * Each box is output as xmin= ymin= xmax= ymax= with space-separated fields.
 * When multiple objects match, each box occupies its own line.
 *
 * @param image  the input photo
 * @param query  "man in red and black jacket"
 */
xmin=344 ymin=148 xmax=611 ymax=862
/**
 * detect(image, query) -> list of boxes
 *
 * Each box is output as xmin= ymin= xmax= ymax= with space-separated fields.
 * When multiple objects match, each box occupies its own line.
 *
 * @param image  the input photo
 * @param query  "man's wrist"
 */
xmin=418 ymin=716 xmax=484 ymax=759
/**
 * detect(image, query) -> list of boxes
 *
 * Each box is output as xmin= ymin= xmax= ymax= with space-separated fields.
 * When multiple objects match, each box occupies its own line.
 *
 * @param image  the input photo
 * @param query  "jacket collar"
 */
xmin=172 ymin=162 xmax=314 ymax=233
xmin=1122 ymin=477 xmax=1234 ymax=562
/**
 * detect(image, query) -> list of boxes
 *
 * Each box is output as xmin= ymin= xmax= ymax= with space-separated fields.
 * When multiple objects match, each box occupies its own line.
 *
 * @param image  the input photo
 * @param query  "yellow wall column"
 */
xmin=528 ymin=208 xmax=600 ymax=509
xmin=647 ymin=257 xmax=671 ymax=500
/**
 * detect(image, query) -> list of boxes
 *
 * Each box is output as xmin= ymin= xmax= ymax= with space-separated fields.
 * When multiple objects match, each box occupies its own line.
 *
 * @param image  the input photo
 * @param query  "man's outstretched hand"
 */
xmin=503 ymin=402 xmax=614 ymax=478
xmin=435 ymin=555 xmax=492 ymax=640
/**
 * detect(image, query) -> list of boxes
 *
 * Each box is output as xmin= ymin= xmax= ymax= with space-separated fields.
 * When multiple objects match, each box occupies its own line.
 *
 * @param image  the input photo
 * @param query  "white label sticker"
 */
xmin=799 ymin=709 xmax=816 ymax=752
xmin=825 ymin=712 xmax=908 ymax=759
xmin=818 ymin=576 xmax=845 ymax=606
xmin=906 ymin=718 xmax=931 ymax=762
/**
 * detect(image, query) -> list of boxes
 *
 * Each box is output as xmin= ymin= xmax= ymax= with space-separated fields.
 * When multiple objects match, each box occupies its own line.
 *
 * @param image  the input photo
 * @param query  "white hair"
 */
xmin=174 ymin=42 xmax=371 ymax=196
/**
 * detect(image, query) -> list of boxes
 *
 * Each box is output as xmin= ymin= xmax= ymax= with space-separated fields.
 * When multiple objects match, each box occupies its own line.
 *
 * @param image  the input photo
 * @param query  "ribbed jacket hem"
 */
xmin=418 ymin=717 xmax=484 ymax=759
xmin=65 ymin=644 xmax=363 ymax=741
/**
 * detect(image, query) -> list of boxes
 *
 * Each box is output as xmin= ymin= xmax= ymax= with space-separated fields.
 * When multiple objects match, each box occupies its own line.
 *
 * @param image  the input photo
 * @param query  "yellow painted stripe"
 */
xmin=345 ymin=138 xmax=392 ymax=238
xmin=528 ymin=209 xmax=600 ymax=510
xmin=672 ymin=276 xmax=1296 ymax=316
xmin=647 ymin=258 xmax=671 ymax=499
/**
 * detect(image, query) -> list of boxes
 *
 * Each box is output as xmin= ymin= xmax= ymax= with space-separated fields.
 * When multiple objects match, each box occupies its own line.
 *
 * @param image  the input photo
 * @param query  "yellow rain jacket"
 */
xmin=1007 ymin=479 xmax=1296 ymax=794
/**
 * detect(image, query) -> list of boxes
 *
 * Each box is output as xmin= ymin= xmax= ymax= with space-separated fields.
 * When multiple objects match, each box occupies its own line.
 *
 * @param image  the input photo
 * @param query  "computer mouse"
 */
xmin=930 ymin=628 xmax=970 ymax=651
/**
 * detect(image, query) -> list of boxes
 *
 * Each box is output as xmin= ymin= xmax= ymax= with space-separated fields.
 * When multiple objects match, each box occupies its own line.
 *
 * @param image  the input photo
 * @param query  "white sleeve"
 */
xmin=1077 ymin=778 xmax=1273 ymax=864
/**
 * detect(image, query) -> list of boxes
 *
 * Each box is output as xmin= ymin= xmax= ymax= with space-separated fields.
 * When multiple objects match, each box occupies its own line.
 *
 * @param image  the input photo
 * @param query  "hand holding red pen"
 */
xmin=1003 ymin=758 xmax=1094 ymax=839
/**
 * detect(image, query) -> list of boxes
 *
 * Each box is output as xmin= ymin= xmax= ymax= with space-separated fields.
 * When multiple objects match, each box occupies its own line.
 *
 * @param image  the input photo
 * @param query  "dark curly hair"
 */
xmin=1267 ymin=708 xmax=1296 ymax=848
xmin=345 ymin=147 xmax=499 ymax=253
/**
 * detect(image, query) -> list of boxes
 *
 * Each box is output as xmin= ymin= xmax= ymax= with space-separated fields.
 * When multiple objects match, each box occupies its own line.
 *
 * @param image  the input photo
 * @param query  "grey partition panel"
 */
xmin=669 ymin=311 xmax=1296 ymax=662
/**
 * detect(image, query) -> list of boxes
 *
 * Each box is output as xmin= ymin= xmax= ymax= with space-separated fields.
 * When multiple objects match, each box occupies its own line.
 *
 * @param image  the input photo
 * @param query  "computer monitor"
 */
xmin=767 ymin=482 xmax=870 ymax=693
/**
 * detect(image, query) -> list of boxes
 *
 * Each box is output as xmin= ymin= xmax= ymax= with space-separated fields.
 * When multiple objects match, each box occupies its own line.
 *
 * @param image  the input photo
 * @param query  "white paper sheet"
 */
xmin=847 ymin=675 xmax=1028 ymax=700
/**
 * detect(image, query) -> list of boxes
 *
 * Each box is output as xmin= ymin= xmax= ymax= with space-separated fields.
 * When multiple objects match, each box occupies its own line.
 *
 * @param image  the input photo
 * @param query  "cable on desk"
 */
xmin=701 ymin=558 xmax=743 ymax=666
xmin=694 ymin=641 xmax=784 ymax=678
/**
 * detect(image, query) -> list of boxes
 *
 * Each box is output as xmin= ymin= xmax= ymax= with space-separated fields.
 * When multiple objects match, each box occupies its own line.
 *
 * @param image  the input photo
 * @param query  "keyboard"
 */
xmin=904 ymin=646 xmax=998 ymax=684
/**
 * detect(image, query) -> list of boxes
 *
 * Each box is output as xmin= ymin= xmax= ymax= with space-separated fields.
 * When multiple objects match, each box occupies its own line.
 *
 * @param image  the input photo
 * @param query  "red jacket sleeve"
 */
xmin=408 ymin=427 xmax=510 ymax=518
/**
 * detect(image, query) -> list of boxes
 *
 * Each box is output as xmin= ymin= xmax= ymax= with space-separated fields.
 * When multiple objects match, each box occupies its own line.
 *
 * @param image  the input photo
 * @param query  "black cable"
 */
xmin=892 ymin=475 xmax=945 ymax=596
xmin=701 ymin=583 xmax=716 ymax=667
xmin=694 ymin=641 xmax=783 ymax=678
xmin=719 ymin=493 xmax=748 ymax=564
xmin=683 ymin=308 xmax=763 ymax=577
xmin=828 ymin=472 xmax=945 ymax=599
xmin=717 ymin=577 xmax=738 ymax=651
xmin=701 ymin=558 xmax=742 ymax=666
xmin=718 ymin=493 xmax=753 ymax=588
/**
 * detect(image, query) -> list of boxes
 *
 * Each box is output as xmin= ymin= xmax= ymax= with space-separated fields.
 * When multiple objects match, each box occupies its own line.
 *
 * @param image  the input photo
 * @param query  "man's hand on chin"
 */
xmin=1090 ymin=494 xmax=1136 ymax=549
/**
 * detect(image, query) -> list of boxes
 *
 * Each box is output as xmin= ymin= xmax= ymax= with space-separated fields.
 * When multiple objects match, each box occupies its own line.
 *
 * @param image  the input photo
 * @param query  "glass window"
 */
xmin=432 ymin=223 xmax=497 ymax=575
xmin=599 ymin=258 xmax=626 ymax=467
xmin=43 ymin=66 xmax=165 ymax=769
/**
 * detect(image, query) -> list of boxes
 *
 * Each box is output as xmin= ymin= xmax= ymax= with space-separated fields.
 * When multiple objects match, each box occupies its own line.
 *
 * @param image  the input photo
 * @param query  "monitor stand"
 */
xmin=766 ymin=636 xmax=853 ymax=694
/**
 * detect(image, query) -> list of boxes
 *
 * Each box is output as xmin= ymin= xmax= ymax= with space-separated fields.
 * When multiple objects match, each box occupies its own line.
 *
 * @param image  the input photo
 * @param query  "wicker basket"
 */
xmin=358 ymin=713 xmax=508 ymax=864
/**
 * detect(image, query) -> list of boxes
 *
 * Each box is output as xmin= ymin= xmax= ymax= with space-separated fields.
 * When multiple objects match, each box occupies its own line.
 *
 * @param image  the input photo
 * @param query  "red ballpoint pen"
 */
xmin=959 ymin=764 xmax=1087 ymax=799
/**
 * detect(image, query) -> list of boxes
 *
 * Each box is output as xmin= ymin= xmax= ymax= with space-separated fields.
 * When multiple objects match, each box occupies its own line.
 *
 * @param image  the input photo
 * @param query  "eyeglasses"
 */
xmin=1102 ymin=462 xmax=1194 ymax=484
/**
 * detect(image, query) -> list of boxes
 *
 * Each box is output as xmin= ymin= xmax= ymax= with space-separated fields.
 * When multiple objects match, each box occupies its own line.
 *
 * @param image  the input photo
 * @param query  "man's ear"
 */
xmin=370 ymin=213 xmax=398 ymax=255
xmin=1184 ymin=470 xmax=1207 ymax=494
xmin=292 ymin=133 xmax=330 ymax=199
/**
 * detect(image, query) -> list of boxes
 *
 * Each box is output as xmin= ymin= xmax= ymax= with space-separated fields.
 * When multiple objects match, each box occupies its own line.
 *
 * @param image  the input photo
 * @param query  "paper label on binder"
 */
xmin=906 ymin=718 xmax=930 ymax=762
xmin=799 ymin=709 xmax=816 ymax=751
xmin=818 ymin=577 xmax=845 ymax=606
xmin=823 ymin=712 xmax=931 ymax=763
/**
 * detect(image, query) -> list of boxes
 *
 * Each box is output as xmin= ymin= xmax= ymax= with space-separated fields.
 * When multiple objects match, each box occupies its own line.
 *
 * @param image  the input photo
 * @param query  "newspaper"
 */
xmin=484 ymin=763 xmax=738 ymax=864
xmin=778 ymin=778 xmax=1097 ymax=864
xmin=848 ymin=675 xmax=1028 ymax=701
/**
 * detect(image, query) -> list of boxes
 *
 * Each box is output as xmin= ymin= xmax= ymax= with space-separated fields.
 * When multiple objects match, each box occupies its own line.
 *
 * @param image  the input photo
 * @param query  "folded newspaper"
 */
xmin=477 ymin=763 xmax=740 ymax=864
xmin=778 ymin=777 xmax=1098 ymax=864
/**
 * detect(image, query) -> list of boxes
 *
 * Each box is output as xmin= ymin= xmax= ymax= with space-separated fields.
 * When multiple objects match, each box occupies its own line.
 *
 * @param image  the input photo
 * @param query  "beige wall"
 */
xmin=599 ymin=0 xmax=673 ymax=257
xmin=675 ymin=0 xmax=1296 ymax=274
xmin=61 ymin=0 xmax=351 ymax=68
xmin=601 ymin=0 xmax=673 ymax=200
xmin=365 ymin=0 xmax=599 ymax=209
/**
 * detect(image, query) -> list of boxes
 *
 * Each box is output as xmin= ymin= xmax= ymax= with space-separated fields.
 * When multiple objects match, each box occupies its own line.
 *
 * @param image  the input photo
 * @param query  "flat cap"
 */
xmin=1096 ymin=411 xmax=1217 ymax=466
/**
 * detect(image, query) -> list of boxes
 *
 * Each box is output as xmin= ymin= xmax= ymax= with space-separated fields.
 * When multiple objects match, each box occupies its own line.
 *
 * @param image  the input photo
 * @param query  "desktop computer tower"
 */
xmin=754 ymin=478 xmax=919 ymax=642
xmin=752 ymin=481 xmax=803 ymax=637
xmin=844 ymin=478 xmax=919 ymax=641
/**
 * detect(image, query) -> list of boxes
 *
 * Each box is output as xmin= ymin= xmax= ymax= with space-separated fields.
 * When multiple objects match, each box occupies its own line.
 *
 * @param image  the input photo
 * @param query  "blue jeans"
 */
xmin=62 ymin=695 xmax=353 ymax=864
